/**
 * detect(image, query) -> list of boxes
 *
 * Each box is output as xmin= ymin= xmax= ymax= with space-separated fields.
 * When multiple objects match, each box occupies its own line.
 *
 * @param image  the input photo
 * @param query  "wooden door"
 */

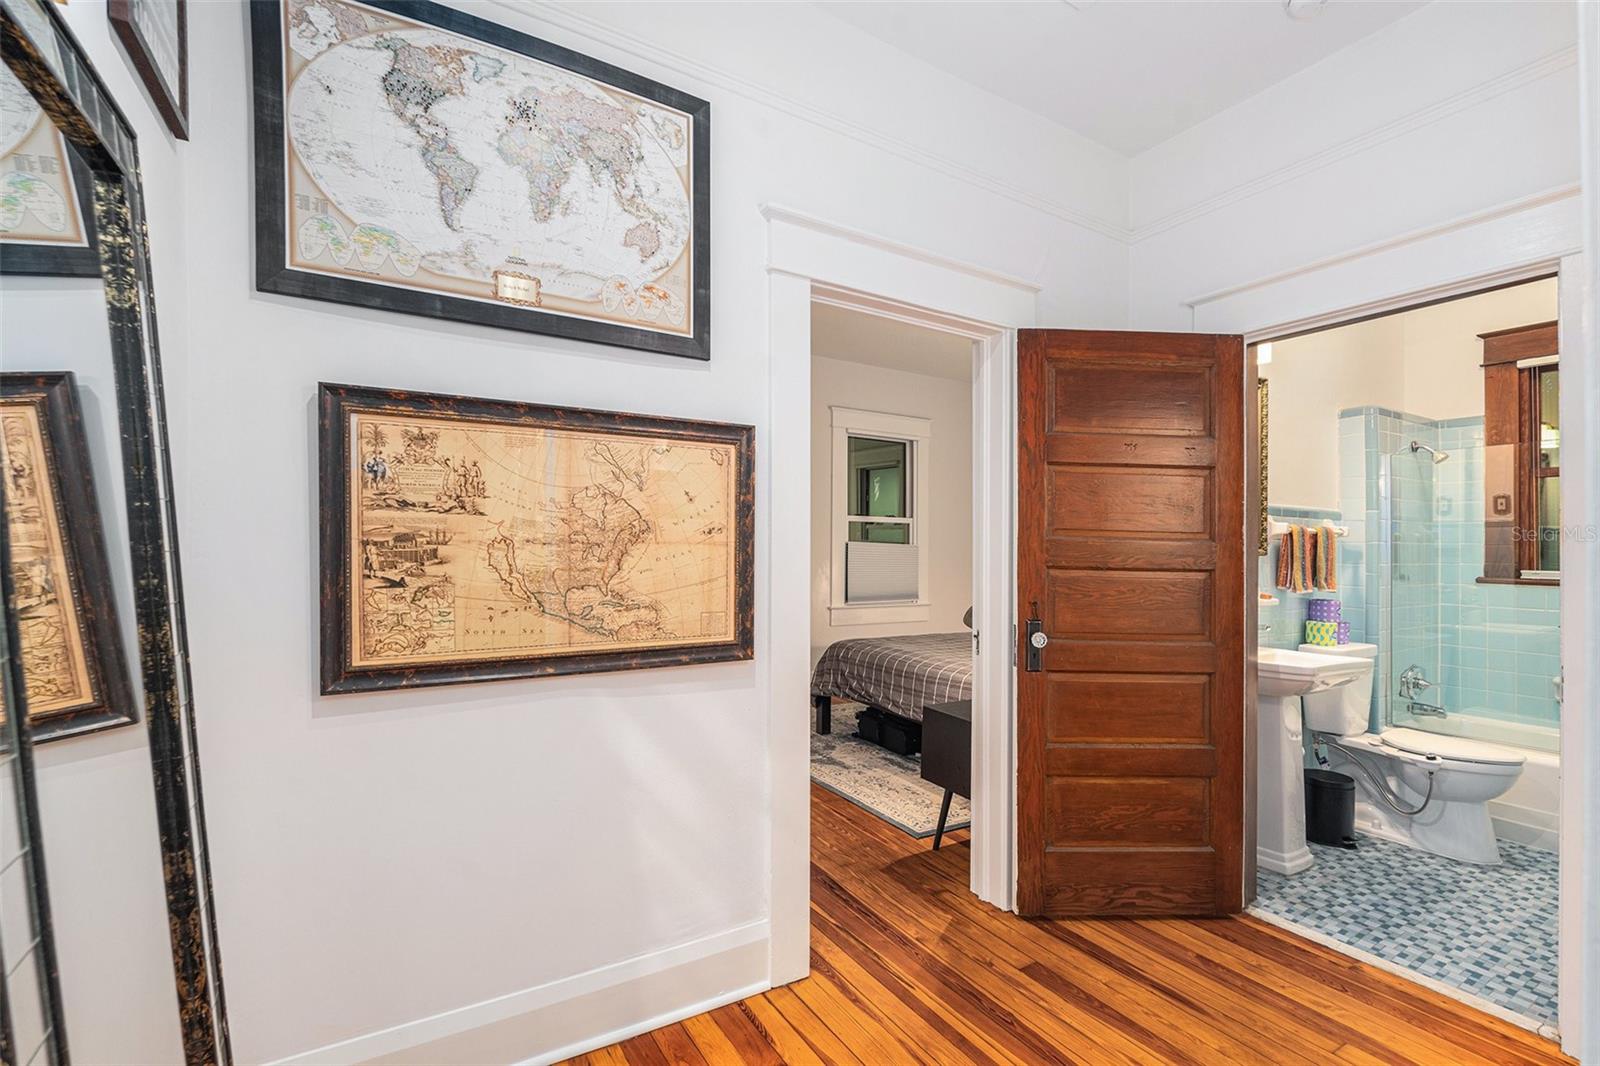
xmin=1017 ymin=330 xmax=1247 ymax=917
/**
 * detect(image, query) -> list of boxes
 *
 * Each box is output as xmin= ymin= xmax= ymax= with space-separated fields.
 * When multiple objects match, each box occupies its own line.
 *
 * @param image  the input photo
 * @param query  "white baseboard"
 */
xmin=266 ymin=921 xmax=770 ymax=1066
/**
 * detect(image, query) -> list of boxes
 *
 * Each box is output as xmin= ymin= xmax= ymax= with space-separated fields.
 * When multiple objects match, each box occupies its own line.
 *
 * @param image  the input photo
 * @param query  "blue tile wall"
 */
xmin=1328 ymin=409 xmax=1561 ymax=733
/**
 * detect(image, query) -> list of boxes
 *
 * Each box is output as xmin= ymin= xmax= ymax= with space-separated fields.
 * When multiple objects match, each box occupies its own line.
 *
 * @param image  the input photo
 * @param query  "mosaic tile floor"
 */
xmin=1254 ymin=834 xmax=1559 ymax=1028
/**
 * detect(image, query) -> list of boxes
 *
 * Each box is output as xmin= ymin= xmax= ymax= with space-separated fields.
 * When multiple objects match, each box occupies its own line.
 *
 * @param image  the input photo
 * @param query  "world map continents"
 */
xmin=281 ymin=0 xmax=694 ymax=334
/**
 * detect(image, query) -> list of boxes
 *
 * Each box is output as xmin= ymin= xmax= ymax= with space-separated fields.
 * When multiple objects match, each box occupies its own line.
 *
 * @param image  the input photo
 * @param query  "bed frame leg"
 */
xmin=813 ymin=695 xmax=831 ymax=735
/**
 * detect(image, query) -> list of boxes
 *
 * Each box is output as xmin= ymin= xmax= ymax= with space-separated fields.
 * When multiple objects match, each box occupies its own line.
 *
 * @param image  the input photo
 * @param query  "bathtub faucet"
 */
xmin=1398 ymin=665 xmax=1435 ymax=700
xmin=1407 ymin=700 xmax=1448 ymax=719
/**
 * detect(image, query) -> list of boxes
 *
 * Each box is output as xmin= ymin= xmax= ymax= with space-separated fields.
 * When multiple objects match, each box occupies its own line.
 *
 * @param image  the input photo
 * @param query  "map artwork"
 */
xmin=0 ymin=376 xmax=134 ymax=741
xmin=0 ymin=63 xmax=89 ymax=255
xmin=258 ymin=0 xmax=710 ymax=358
xmin=322 ymin=385 xmax=753 ymax=692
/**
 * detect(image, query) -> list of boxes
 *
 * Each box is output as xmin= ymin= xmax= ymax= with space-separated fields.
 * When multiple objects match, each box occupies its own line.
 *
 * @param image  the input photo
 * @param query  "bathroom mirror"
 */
xmin=0 ymin=0 xmax=227 ymax=1059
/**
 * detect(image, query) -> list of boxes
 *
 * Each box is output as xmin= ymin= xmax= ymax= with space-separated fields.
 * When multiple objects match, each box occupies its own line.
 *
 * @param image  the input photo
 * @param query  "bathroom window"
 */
xmin=1531 ymin=365 xmax=1560 ymax=575
xmin=1479 ymin=321 xmax=1558 ymax=583
xmin=829 ymin=407 xmax=931 ymax=623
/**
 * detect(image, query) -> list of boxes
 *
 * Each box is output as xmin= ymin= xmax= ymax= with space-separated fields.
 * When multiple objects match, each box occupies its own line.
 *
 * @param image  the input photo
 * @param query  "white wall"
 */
xmin=809 ymin=356 xmax=973 ymax=659
xmin=1128 ymin=1 xmax=1579 ymax=330
xmin=164 ymin=2 xmax=1127 ymax=1060
xmin=0 ymin=2 xmax=192 ymax=1061
xmin=1263 ymin=277 xmax=1559 ymax=511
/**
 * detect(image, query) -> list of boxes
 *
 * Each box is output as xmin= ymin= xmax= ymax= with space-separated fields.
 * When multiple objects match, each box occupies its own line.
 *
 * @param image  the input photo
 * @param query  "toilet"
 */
xmin=1299 ymin=642 xmax=1526 ymax=865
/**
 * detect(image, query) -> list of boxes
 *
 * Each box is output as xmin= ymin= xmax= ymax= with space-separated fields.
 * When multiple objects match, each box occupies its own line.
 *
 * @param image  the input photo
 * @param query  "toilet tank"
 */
xmin=1297 ymin=642 xmax=1377 ymax=736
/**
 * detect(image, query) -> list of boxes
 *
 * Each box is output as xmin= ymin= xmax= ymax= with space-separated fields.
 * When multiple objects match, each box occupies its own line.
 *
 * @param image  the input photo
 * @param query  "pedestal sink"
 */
xmin=1257 ymin=648 xmax=1374 ymax=875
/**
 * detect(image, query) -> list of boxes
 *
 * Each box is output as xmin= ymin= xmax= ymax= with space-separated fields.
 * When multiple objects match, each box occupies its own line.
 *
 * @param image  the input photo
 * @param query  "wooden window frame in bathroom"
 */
xmin=1479 ymin=321 xmax=1559 ymax=586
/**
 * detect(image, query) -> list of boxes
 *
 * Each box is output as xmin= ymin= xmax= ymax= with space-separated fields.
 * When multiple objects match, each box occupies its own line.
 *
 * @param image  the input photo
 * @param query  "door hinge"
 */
xmin=972 ymin=628 xmax=980 ymax=656
xmin=1553 ymin=671 xmax=1564 ymax=704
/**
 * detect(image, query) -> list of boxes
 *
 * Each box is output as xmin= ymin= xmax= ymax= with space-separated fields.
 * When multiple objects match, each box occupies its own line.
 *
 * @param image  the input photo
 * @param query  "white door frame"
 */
xmin=764 ymin=205 xmax=1037 ymax=983
xmin=1184 ymin=188 xmax=1595 ymax=1057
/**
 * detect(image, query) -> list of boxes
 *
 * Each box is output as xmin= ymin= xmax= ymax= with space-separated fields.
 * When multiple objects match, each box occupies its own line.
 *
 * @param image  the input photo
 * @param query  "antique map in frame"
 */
xmin=253 ymin=0 xmax=711 ymax=359
xmin=0 ymin=62 xmax=97 ymax=277
xmin=319 ymin=384 xmax=753 ymax=693
xmin=0 ymin=374 xmax=135 ymax=740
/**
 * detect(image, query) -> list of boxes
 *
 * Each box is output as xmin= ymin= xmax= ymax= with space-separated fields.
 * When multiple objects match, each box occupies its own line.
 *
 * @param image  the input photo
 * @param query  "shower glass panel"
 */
xmin=1386 ymin=444 xmax=1442 ymax=730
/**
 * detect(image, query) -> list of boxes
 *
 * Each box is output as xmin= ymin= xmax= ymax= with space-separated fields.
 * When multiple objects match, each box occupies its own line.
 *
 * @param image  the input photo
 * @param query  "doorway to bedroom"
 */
xmin=806 ymin=298 xmax=980 ymax=856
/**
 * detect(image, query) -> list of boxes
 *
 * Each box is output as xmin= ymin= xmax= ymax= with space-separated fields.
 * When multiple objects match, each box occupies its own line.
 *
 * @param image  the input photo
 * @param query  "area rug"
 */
xmin=810 ymin=727 xmax=971 ymax=840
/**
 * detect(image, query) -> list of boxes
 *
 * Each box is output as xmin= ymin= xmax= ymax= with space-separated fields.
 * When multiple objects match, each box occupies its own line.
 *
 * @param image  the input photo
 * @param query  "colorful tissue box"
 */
xmin=1307 ymin=599 xmax=1342 ymax=622
xmin=1304 ymin=620 xmax=1339 ymax=646
xmin=1336 ymin=622 xmax=1351 ymax=645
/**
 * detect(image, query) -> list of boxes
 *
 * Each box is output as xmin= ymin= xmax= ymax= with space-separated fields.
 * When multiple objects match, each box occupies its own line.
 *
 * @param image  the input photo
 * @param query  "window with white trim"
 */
xmin=829 ymin=407 xmax=931 ymax=625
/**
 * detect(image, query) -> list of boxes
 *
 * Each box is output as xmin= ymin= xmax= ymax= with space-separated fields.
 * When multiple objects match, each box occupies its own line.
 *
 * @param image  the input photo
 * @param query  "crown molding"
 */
xmin=449 ymin=2 xmax=1572 ymax=256
xmin=476 ymin=0 xmax=1130 ymax=242
xmin=1131 ymin=46 xmax=1578 ymax=244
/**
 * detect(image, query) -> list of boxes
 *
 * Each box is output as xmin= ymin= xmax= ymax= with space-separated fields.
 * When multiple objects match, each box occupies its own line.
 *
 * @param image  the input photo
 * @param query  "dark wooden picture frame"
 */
xmin=0 ymin=134 xmax=100 ymax=278
xmin=251 ymin=0 xmax=712 ymax=360
xmin=1 ymin=372 xmax=138 ymax=742
xmin=319 ymin=383 xmax=753 ymax=694
xmin=108 ymin=0 xmax=188 ymax=140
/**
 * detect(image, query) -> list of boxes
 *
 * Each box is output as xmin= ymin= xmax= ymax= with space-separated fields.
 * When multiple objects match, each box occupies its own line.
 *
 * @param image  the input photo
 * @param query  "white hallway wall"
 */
xmin=174 ymin=1 xmax=1126 ymax=1060
xmin=13 ymin=0 xmax=1587 ymax=1059
xmin=809 ymin=356 xmax=974 ymax=658
xmin=1128 ymin=1 xmax=1580 ymax=330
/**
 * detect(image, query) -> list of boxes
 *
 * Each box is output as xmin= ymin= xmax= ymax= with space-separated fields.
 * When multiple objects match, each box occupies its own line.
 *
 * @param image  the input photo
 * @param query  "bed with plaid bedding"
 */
xmin=809 ymin=632 xmax=973 ymax=722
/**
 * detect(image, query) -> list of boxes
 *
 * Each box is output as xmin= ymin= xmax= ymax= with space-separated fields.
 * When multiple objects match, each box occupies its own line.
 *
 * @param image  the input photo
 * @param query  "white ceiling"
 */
xmin=811 ymin=302 xmax=974 ymax=381
xmin=817 ymin=1 xmax=1428 ymax=156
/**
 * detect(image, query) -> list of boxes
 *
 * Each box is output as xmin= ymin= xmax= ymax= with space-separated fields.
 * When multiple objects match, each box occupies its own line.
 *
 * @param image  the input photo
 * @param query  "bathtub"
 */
xmin=1398 ymin=712 xmax=1559 ymax=852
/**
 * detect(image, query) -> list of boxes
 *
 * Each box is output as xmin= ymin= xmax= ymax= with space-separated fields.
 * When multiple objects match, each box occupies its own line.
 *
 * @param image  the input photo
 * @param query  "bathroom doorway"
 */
xmin=1247 ymin=277 xmax=1563 ymax=1035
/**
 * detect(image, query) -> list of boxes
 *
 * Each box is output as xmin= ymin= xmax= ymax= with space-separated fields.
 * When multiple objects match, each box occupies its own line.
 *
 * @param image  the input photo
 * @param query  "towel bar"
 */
xmin=1268 ymin=519 xmax=1349 ymax=538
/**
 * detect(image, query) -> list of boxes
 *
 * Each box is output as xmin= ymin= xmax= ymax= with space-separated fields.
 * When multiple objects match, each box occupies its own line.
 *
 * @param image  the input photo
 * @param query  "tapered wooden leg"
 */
xmin=813 ymin=694 xmax=831 ymax=735
xmin=933 ymin=789 xmax=953 ymax=850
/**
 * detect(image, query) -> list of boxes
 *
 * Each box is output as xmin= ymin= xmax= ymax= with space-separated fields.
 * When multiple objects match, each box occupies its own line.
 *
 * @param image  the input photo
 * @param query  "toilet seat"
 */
xmin=1378 ymin=727 xmax=1526 ymax=768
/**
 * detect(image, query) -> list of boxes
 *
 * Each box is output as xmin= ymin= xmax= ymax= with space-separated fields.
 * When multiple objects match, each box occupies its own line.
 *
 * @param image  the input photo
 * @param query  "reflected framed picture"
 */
xmin=0 ymin=63 xmax=99 ymax=277
xmin=0 ymin=373 xmax=136 ymax=741
xmin=318 ymin=383 xmax=753 ymax=693
xmin=251 ymin=0 xmax=711 ymax=359
xmin=109 ymin=0 xmax=189 ymax=140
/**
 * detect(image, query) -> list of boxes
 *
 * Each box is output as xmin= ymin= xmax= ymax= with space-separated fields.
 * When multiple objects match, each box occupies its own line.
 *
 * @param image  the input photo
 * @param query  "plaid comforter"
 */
xmin=810 ymin=632 xmax=973 ymax=721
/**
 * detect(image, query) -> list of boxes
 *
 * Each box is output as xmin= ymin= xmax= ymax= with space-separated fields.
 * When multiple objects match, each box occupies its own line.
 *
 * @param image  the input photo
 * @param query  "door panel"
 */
xmin=1018 ymin=329 xmax=1246 ymax=917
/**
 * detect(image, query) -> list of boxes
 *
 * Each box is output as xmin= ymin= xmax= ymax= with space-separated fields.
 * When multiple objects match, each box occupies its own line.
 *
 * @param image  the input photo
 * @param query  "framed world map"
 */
xmin=251 ymin=0 xmax=711 ymax=359
xmin=318 ymin=383 xmax=753 ymax=693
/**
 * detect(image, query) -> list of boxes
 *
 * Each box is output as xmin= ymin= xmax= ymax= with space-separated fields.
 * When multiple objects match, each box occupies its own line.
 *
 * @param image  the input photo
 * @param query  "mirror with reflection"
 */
xmin=1 ymin=0 xmax=227 ymax=1060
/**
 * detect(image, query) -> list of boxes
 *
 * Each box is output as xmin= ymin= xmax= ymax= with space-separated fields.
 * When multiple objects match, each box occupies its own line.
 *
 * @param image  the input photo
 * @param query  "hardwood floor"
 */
xmin=569 ymin=784 xmax=1572 ymax=1065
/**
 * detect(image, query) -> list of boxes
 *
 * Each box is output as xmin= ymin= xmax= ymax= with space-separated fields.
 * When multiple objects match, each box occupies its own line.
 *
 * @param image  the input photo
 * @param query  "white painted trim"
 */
xmin=1248 ymin=910 xmax=1560 ymax=1041
xmin=969 ymin=328 xmax=1020 ymax=911
xmin=1564 ymin=20 xmax=1600 ymax=1061
xmin=1193 ymin=197 xmax=1580 ymax=342
xmin=764 ymin=207 xmax=1043 ymax=295
xmin=768 ymin=221 xmax=1036 ymax=970
xmin=1196 ymin=191 xmax=1592 ymax=1060
xmin=264 ymin=921 xmax=769 ymax=1065
xmin=767 ymin=269 xmax=813 ymax=986
xmin=1134 ymin=48 xmax=1578 ymax=242
xmin=828 ymin=603 xmax=932 ymax=627
xmin=1183 ymin=185 xmax=1579 ymax=313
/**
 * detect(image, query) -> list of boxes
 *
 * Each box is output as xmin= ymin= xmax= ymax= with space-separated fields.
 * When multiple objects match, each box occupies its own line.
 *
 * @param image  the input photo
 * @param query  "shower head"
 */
xmin=1410 ymin=441 xmax=1449 ymax=464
